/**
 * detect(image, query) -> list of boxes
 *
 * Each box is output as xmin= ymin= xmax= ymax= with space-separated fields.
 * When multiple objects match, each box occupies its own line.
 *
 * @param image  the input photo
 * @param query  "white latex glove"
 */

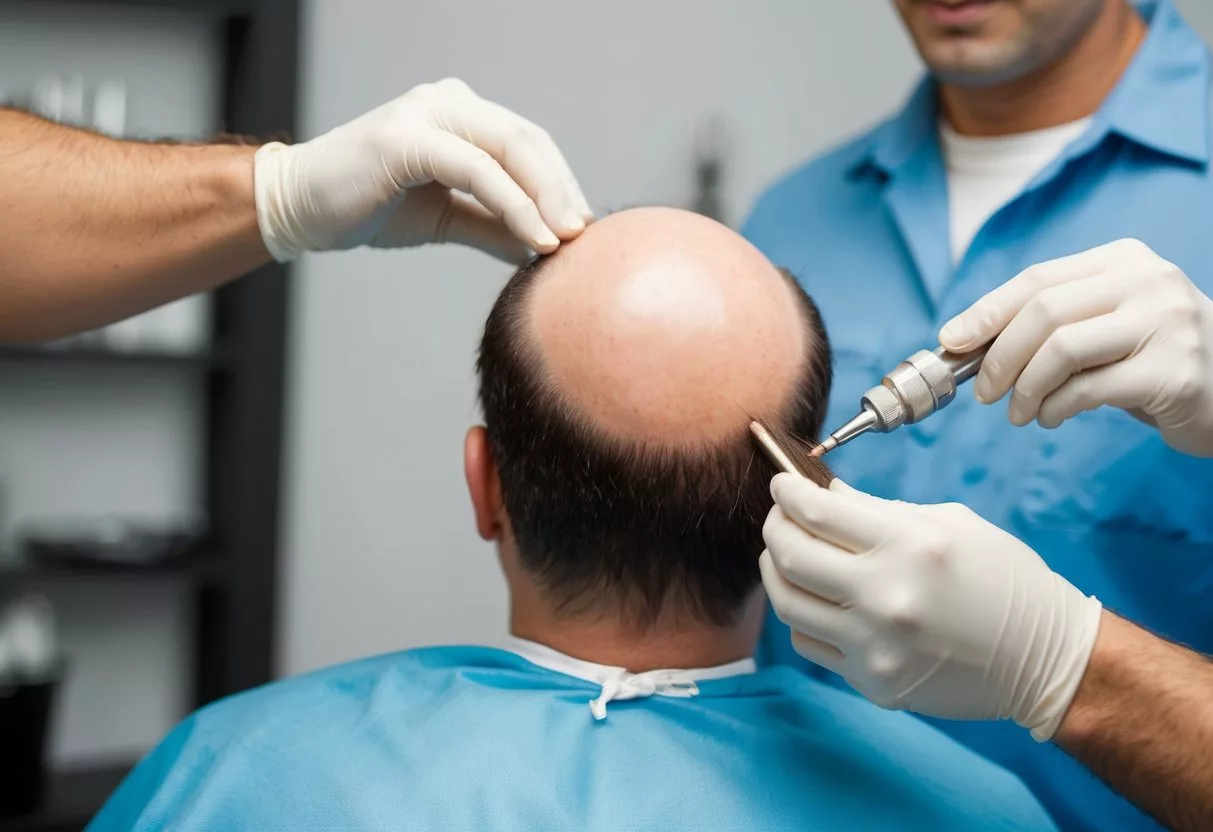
xmin=938 ymin=238 xmax=1213 ymax=456
xmin=759 ymin=474 xmax=1103 ymax=742
xmin=254 ymin=78 xmax=593 ymax=264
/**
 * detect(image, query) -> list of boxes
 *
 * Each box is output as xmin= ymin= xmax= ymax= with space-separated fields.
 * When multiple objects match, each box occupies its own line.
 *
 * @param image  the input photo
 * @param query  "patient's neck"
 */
xmin=508 ymin=589 xmax=766 ymax=672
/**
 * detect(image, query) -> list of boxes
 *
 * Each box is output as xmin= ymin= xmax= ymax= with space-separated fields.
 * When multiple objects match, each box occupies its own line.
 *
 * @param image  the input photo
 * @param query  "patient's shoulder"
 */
xmin=746 ymin=670 xmax=1054 ymax=827
xmin=173 ymin=645 xmax=504 ymax=747
xmin=771 ymin=670 xmax=986 ymax=761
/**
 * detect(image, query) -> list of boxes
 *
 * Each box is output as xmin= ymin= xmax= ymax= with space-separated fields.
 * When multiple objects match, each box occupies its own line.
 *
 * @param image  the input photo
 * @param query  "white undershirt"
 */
xmin=940 ymin=118 xmax=1091 ymax=264
xmin=504 ymin=636 xmax=756 ymax=721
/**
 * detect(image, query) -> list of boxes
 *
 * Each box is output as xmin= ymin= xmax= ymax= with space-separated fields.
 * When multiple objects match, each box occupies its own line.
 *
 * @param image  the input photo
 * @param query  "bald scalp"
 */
xmin=476 ymin=207 xmax=831 ymax=629
xmin=528 ymin=207 xmax=810 ymax=445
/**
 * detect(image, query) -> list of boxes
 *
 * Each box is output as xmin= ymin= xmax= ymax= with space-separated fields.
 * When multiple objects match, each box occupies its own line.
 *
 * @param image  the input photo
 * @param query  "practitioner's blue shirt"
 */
xmin=744 ymin=3 xmax=1213 ymax=830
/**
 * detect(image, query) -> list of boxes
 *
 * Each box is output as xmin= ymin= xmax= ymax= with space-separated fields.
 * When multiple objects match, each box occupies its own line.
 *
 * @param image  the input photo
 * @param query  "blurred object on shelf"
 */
xmin=100 ymin=295 xmax=211 ymax=354
xmin=691 ymin=115 xmax=730 ymax=226
xmin=30 ymin=75 xmax=86 ymax=126
xmin=18 ymin=75 xmax=128 ymax=136
xmin=0 ymin=594 xmax=63 ymax=819
xmin=29 ymin=76 xmax=65 ymax=122
xmin=18 ymin=517 xmax=207 ymax=570
xmin=0 ymin=463 xmax=6 ymax=555
xmin=35 ymin=293 xmax=212 ymax=355
xmin=61 ymin=75 xmax=85 ymax=126
xmin=139 ymin=296 xmax=211 ymax=353
xmin=92 ymin=80 xmax=127 ymax=137
xmin=0 ymin=595 xmax=57 ymax=679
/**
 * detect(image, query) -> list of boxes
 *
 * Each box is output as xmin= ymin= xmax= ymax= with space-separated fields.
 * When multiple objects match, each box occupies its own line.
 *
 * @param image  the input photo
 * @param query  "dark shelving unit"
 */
xmin=65 ymin=0 xmax=253 ymax=11
xmin=0 ymin=555 xmax=223 ymax=585
xmin=0 ymin=765 xmax=130 ymax=832
xmin=0 ymin=345 xmax=225 ymax=369
xmin=0 ymin=0 xmax=297 ymax=828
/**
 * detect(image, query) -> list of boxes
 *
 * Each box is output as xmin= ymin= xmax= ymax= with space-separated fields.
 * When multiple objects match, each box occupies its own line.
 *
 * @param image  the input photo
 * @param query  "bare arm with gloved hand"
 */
xmin=760 ymin=474 xmax=1213 ymax=832
xmin=0 ymin=77 xmax=591 ymax=341
xmin=938 ymin=238 xmax=1213 ymax=456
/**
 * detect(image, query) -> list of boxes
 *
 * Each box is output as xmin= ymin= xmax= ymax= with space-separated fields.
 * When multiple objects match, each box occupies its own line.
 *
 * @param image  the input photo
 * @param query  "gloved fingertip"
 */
xmin=562 ymin=213 xmax=586 ymax=237
xmin=769 ymin=472 xmax=792 ymax=502
xmin=771 ymin=471 xmax=816 ymax=504
xmin=972 ymin=376 xmax=996 ymax=405
xmin=827 ymin=478 xmax=854 ymax=494
xmin=572 ymin=191 xmax=595 ymax=221
xmin=532 ymin=225 xmax=561 ymax=252
xmin=938 ymin=319 xmax=972 ymax=350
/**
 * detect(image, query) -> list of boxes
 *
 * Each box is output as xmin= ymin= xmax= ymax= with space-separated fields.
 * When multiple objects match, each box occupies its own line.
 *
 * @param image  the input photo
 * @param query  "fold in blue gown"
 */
xmin=90 ymin=646 xmax=1056 ymax=831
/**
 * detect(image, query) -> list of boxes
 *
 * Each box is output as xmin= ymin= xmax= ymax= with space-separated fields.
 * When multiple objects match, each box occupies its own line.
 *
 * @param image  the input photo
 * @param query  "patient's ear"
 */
xmin=464 ymin=426 xmax=504 ymax=541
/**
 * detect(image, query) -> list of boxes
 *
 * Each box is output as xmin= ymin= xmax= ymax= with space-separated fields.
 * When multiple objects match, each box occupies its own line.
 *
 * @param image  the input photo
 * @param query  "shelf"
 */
xmin=0 ymin=556 xmax=223 ymax=585
xmin=50 ymin=0 xmax=254 ymax=13
xmin=0 ymin=762 xmax=131 ymax=832
xmin=0 ymin=345 xmax=223 ymax=370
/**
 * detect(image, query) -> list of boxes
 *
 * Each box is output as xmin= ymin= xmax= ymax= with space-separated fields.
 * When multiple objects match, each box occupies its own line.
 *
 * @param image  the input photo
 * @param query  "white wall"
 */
xmin=281 ymin=0 xmax=922 ymax=676
xmin=283 ymin=0 xmax=1213 ymax=677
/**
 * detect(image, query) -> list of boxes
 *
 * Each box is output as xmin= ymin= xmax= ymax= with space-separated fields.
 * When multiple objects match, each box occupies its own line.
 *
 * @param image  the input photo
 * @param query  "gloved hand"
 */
xmin=938 ymin=238 xmax=1213 ymax=457
xmin=254 ymin=78 xmax=592 ymax=264
xmin=759 ymin=474 xmax=1103 ymax=741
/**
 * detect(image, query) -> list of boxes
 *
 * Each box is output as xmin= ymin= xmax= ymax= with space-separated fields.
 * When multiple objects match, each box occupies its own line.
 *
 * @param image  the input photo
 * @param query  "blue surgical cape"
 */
xmin=89 ymin=646 xmax=1055 ymax=831
xmin=743 ymin=2 xmax=1213 ymax=830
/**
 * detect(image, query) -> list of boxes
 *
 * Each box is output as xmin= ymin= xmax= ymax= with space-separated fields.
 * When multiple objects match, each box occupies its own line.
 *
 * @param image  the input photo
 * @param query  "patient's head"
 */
xmin=466 ymin=207 xmax=831 ymax=635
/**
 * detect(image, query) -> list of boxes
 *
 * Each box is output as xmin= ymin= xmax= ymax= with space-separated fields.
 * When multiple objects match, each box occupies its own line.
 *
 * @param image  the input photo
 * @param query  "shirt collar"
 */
xmin=849 ymin=0 xmax=1210 ymax=180
xmin=1100 ymin=0 xmax=1210 ymax=165
xmin=849 ymin=77 xmax=938 ymax=179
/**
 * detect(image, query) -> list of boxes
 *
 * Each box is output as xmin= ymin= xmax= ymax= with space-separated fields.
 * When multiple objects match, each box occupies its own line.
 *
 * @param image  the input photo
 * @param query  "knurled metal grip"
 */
xmin=884 ymin=358 xmax=935 ymax=424
xmin=860 ymin=384 xmax=905 ymax=432
xmin=861 ymin=349 xmax=959 ymax=431
xmin=907 ymin=349 xmax=957 ymax=414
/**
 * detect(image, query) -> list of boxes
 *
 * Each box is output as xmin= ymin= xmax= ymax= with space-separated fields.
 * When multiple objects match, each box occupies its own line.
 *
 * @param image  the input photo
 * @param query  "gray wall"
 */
xmin=0 ymin=1 xmax=220 ymax=764
xmin=282 ymin=0 xmax=1213 ymax=678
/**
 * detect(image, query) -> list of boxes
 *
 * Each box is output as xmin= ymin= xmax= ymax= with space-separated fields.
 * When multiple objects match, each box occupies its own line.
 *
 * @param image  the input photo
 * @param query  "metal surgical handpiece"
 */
xmin=814 ymin=343 xmax=991 ymax=456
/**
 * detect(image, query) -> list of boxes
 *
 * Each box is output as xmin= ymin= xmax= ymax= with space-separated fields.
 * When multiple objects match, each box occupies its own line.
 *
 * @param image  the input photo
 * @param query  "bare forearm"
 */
xmin=0 ymin=108 xmax=271 ymax=341
xmin=1054 ymin=610 xmax=1213 ymax=832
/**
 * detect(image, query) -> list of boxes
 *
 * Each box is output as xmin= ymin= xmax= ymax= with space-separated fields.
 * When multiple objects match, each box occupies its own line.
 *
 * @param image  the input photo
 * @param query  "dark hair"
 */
xmin=476 ymin=258 xmax=832 ymax=630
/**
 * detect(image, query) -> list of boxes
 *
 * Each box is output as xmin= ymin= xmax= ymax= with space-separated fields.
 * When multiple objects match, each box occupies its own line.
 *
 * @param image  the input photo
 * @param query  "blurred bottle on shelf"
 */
xmin=691 ymin=115 xmax=730 ymax=226
xmin=92 ymin=80 xmax=127 ymax=137
xmin=100 ymin=295 xmax=211 ymax=355
xmin=24 ymin=75 xmax=126 ymax=136
xmin=30 ymin=75 xmax=85 ymax=126
xmin=0 ymin=594 xmax=62 ymax=819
